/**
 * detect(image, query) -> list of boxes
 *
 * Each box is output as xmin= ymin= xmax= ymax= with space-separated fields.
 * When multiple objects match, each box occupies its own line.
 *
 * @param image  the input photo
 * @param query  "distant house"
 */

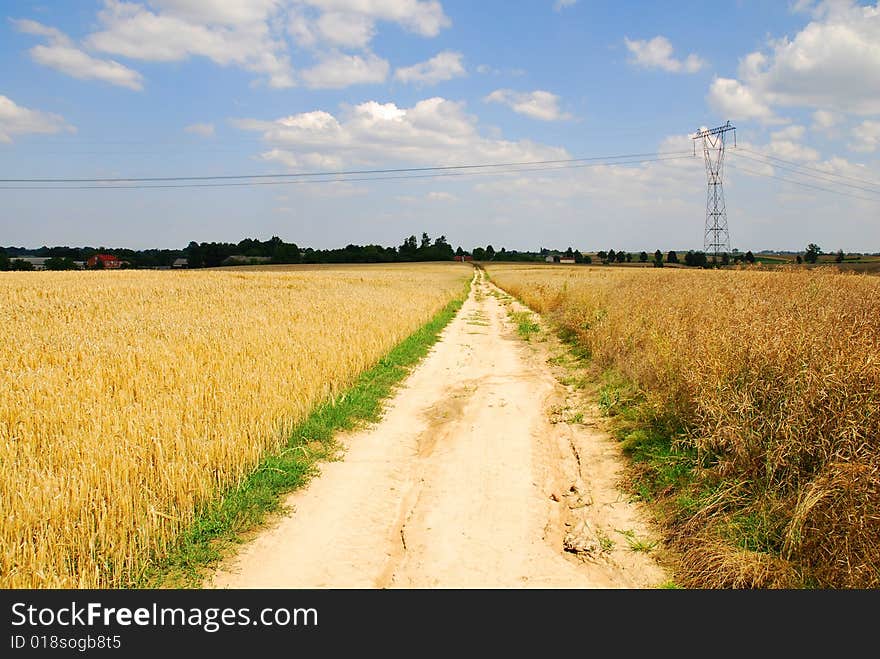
xmin=559 ymin=258 xmax=576 ymax=264
xmin=221 ymin=255 xmax=273 ymax=266
xmin=17 ymin=257 xmax=50 ymax=270
xmin=172 ymin=258 xmax=188 ymax=268
xmin=86 ymin=254 xmax=121 ymax=269
xmin=545 ymin=255 xmax=556 ymax=263
xmin=453 ymin=255 xmax=473 ymax=262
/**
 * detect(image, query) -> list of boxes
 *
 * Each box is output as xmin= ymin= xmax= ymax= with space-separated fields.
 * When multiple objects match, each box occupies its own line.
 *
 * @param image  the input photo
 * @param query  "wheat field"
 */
xmin=0 ymin=263 xmax=469 ymax=588
xmin=487 ymin=263 xmax=880 ymax=588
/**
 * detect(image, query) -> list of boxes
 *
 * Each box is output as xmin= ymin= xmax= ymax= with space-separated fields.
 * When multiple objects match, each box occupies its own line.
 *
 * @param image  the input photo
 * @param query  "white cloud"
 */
xmin=394 ymin=50 xmax=465 ymax=85
xmin=624 ymin=35 xmax=705 ymax=73
xmin=315 ymin=11 xmax=375 ymax=48
xmin=812 ymin=109 xmax=839 ymax=130
xmin=301 ymin=51 xmax=389 ymax=88
xmin=147 ymin=0 xmax=281 ymax=25
xmin=849 ymin=120 xmax=880 ymax=152
xmin=484 ymin=89 xmax=571 ymax=121
xmin=723 ymin=1 xmax=880 ymax=116
xmin=11 ymin=18 xmax=144 ymax=90
xmin=397 ymin=191 xmax=458 ymax=202
xmin=767 ymin=139 xmax=820 ymax=162
xmin=553 ymin=0 xmax=577 ymax=10
xmin=233 ymin=96 xmax=569 ymax=169
xmin=86 ymin=0 xmax=295 ymax=88
xmin=185 ymin=122 xmax=215 ymax=137
xmin=426 ymin=191 xmax=457 ymax=201
xmin=0 ymin=95 xmax=75 ymax=143
xmin=707 ymin=77 xmax=783 ymax=124
xmin=259 ymin=148 xmax=346 ymax=170
xmin=298 ymin=0 xmax=451 ymax=37
xmin=14 ymin=2 xmax=453 ymax=90
xmin=770 ymin=125 xmax=805 ymax=141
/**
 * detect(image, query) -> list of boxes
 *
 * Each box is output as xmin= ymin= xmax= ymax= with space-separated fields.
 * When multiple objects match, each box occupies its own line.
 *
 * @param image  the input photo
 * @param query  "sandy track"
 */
xmin=209 ymin=270 xmax=669 ymax=589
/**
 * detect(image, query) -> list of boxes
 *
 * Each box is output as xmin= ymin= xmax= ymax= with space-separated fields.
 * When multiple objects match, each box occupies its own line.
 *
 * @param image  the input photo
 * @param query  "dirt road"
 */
xmin=209 ymin=270 xmax=669 ymax=588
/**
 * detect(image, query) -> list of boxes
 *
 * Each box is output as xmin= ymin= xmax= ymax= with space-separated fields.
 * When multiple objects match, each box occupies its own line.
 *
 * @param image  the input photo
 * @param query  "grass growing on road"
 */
xmin=486 ymin=263 xmax=880 ymax=589
xmin=144 ymin=285 xmax=469 ymax=587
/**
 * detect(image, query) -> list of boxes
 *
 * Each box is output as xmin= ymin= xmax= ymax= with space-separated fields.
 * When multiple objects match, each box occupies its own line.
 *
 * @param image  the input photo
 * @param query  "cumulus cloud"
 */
xmin=0 ymin=95 xmax=75 ymax=143
xmin=812 ymin=109 xmax=839 ymax=130
xmin=394 ymin=50 xmax=465 ymax=85
xmin=185 ymin=122 xmax=215 ymax=137
xmin=770 ymin=125 xmax=806 ymax=141
xmin=624 ymin=35 xmax=705 ymax=73
xmin=314 ymin=11 xmax=376 ymax=48
xmin=11 ymin=1 xmax=452 ymax=91
xmin=297 ymin=0 xmax=450 ymax=37
xmin=11 ymin=18 xmax=144 ymax=90
xmin=301 ymin=50 xmax=389 ymax=88
xmin=707 ymin=77 xmax=783 ymax=124
xmin=849 ymin=120 xmax=880 ymax=152
xmin=232 ymin=96 xmax=569 ymax=169
xmin=484 ymin=89 xmax=571 ymax=121
xmin=553 ymin=0 xmax=577 ymax=10
xmin=85 ymin=0 xmax=295 ymax=88
xmin=707 ymin=1 xmax=880 ymax=121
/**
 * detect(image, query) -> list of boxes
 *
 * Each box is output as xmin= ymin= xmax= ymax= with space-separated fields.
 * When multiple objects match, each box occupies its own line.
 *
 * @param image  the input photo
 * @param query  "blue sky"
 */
xmin=1 ymin=0 xmax=878 ymax=252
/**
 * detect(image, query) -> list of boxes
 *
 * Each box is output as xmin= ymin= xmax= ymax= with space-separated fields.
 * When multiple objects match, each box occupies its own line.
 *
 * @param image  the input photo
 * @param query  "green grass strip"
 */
xmin=138 ymin=280 xmax=470 ymax=588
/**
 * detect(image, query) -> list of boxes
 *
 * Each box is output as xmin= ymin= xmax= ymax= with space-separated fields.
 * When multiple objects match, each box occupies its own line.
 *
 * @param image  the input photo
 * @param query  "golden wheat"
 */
xmin=487 ymin=263 xmax=880 ymax=587
xmin=0 ymin=263 xmax=469 ymax=588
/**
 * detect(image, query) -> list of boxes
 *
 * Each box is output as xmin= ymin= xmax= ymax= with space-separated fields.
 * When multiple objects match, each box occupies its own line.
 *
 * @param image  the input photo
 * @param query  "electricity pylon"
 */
xmin=693 ymin=121 xmax=736 ymax=260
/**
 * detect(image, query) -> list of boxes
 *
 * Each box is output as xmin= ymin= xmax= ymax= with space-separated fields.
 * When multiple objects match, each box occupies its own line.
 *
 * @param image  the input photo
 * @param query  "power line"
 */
xmin=0 ymin=154 xmax=697 ymax=190
xmin=737 ymin=147 xmax=880 ymax=190
xmin=731 ymin=150 xmax=880 ymax=196
xmin=0 ymin=150 xmax=692 ymax=184
xmin=727 ymin=162 xmax=880 ymax=203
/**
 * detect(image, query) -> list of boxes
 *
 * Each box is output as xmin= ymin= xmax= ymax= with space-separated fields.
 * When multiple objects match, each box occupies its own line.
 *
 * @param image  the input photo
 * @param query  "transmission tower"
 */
xmin=693 ymin=120 xmax=736 ymax=260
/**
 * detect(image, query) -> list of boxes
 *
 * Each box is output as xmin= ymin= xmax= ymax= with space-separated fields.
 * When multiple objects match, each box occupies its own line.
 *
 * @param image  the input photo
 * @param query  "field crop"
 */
xmin=0 ymin=263 xmax=469 ymax=588
xmin=487 ymin=263 xmax=880 ymax=588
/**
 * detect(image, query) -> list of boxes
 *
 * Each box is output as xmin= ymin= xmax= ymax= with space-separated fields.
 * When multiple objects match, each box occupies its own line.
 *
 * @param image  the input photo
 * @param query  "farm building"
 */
xmin=560 ymin=258 xmax=576 ymax=264
xmin=172 ymin=258 xmax=188 ymax=268
xmin=453 ymin=255 xmax=473 ymax=262
xmin=86 ymin=254 xmax=122 ymax=269
xmin=15 ymin=257 xmax=50 ymax=270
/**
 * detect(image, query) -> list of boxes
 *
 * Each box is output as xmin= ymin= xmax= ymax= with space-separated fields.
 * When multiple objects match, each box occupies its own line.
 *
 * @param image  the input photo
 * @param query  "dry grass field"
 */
xmin=487 ymin=263 xmax=880 ymax=588
xmin=0 ymin=263 xmax=470 ymax=588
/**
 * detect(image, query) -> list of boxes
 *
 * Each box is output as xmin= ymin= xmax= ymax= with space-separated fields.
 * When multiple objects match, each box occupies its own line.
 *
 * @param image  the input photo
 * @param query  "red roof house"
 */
xmin=86 ymin=254 xmax=122 ymax=269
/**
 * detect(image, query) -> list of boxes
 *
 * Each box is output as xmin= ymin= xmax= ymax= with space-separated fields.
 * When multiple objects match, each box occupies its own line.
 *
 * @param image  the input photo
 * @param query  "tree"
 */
xmin=45 ymin=256 xmax=78 ymax=270
xmin=399 ymin=235 xmax=418 ymax=260
xmin=721 ymin=252 xmax=730 ymax=266
xmin=596 ymin=251 xmax=607 ymax=261
xmin=617 ymin=251 xmax=627 ymax=263
xmin=804 ymin=243 xmax=821 ymax=264
xmin=420 ymin=232 xmax=432 ymax=250
xmin=606 ymin=249 xmax=616 ymax=264
xmin=639 ymin=251 xmax=648 ymax=263
xmin=455 ymin=246 xmax=464 ymax=257
xmin=653 ymin=249 xmax=664 ymax=268
xmin=745 ymin=250 xmax=755 ymax=264
xmin=796 ymin=254 xmax=802 ymax=264
xmin=0 ymin=251 xmax=9 ymax=271
xmin=835 ymin=249 xmax=845 ymax=263
xmin=485 ymin=244 xmax=495 ymax=260
xmin=667 ymin=250 xmax=678 ymax=264
xmin=472 ymin=247 xmax=486 ymax=260
xmin=10 ymin=259 xmax=35 ymax=271
xmin=565 ymin=246 xmax=574 ymax=259
xmin=684 ymin=250 xmax=708 ymax=268
xmin=582 ymin=253 xmax=592 ymax=264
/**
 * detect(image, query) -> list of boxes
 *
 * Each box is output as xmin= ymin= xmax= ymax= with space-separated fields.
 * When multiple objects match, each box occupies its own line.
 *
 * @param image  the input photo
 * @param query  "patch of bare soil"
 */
xmin=208 ymin=271 xmax=670 ymax=589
